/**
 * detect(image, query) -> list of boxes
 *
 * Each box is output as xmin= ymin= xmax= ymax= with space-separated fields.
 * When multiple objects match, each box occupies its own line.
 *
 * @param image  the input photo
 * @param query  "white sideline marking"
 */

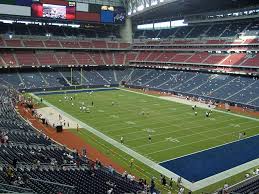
xmin=126 ymin=121 xmax=136 ymax=125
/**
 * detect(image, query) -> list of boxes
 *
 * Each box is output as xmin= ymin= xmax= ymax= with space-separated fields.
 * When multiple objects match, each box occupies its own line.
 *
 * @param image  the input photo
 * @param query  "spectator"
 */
xmin=169 ymin=178 xmax=173 ymax=189
xmin=12 ymin=158 xmax=17 ymax=168
xmin=162 ymin=175 xmax=167 ymax=186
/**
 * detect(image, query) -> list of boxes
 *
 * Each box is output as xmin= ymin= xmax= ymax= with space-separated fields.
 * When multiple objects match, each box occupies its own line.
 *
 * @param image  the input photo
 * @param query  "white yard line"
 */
xmin=120 ymin=88 xmax=259 ymax=122
xmin=132 ymin=121 xmax=253 ymax=149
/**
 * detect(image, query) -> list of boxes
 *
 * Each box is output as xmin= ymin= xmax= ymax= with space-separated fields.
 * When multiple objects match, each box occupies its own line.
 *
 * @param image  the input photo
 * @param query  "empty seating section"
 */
xmin=126 ymin=52 xmax=138 ymax=62
xmin=206 ymin=24 xmax=229 ymax=37
xmin=114 ymin=52 xmax=125 ymax=64
xmin=90 ymin=53 xmax=105 ymax=65
xmin=60 ymin=41 xmax=80 ymax=48
xmin=203 ymin=55 xmax=226 ymax=64
xmin=221 ymin=22 xmax=249 ymax=37
xmin=227 ymin=80 xmax=259 ymax=103
xmin=144 ymin=30 xmax=160 ymax=39
xmin=45 ymin=25 xmax=65 ymax=37
xmin=0 ymin=69 xmax=258 ymax=107
xmin=73 ymin=52 xmax=94 ymax=65
xmin=170 ymin=53 xmax=193 ymax=62
xmin=174 ymin=26 xmax=194 ymax=38
xmin=40 ymin=71 xmax=63 ymax=87
xmin=136 ymin=52 xmax=151 ymax=61
xmin=92 ymin=40 xmax=107 ymax=48
xmin=119 ymin=43 xmax=131 ymax=48
xmin=210 ymin=77 xmax=255 ymax=99
xmin=44 ymin=40 xmax=61 ymax=48
xmin=16 ymin=52 xmax=39 ymax=66
xmin=157 ymin=28 xmax=178 ymax=39
xmin=186 ymin=52 xmax=209 ymax=63
xmin=187 ymin=25 xmax=210 ymax=38
xmin=220 ymin=53 xmax=247 ymax=66
xmin=79 ymin=41 xmax=93 ymax=48
xmin=102 ymin=53 xmax=114 ymax=65
xmin=5 ymin=40 xmax=22 ymax=47
xmin=0 ymin=39 xmax=130 ymax=49
xmin=23 ymin=40 xmax=44 ymax=47
xmin=36 ymin=53 xmax=58 ymax=65
xmin=1 ymin=53 xmax=17 ymax=66
xmin=155 ymin=52 xmax=176 ymax=62
xmin=28 ymin=24 xmax=47 ymax=36
xmin=83 ymin=70 xmax=109 ymax=85
xmin=107 ymin=42 xmax=118 ymax=48
xmin=20 ymin=72 xmax=48 ymax=88
xmin=0 ymin=51 xmax=258 ymax=67
xmin=60 ymin=70 xmax=85 ymax=85
xmin=174 ymin=73 xmax=210 ymax=92
xmin=97 ymin=70 xmax=117 ymax=85
xmin=242 ymin=54 xmax=259 ymax=67
xmin=55 ymin=53 xmax=77 ymax=65
xmin=245 ymin=21 xmax=259 ymax=36
xmin=0 ymin=73 xmax=22 ymax=88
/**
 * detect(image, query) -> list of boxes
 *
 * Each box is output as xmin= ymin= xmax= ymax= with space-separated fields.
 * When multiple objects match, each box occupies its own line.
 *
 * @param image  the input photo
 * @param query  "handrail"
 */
xmin=29 ymin=178 xmax=75 ymax=188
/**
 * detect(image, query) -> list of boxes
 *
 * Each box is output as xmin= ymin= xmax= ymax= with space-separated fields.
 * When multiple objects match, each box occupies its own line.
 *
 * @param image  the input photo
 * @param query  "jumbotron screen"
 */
xmin=32 ymin=2 xmax=75 ymax=20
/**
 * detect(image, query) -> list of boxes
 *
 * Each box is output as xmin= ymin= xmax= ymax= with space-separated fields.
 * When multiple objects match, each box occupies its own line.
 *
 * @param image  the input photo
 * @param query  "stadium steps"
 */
xmin=171 ymin=73 xmax=198 ymax=90
xmin=59 ymin=72 xmax=72 ymax=86
xmin=124 ymin=69 xmax=135 ymax=82
xmin=113 ymin=70 xmax=118 ymax=82
xmin=38 ymin=70 xmax=50 ymax=86
xmin=94 ymin=70 xmax=110 ymax=84
xmin=219 ymin=24 xmax=231 ymax=37
xmin=225 ymin=80 xmax=258 ymax=100
xmin=156 ymin=74 xmax=178 ymax=88
xmin=129 ymin=69 xmax=153 ymax=84
xmin=13 ymin=54 xmax=19 ymax=66
xmin=79 ymin=70 xmax=90 ymax=84
xmin=72 ymin=53 xmax=80 ymax=65
xmin=203 ymin=24 xmax=213 ymax=36
xmin=0 ymin=55 xmax=6 ymax=66
xmin=248 ymin=96 xmax=259 ymax=104
xmin=188 ymin=75 xmax=218 ymax=93
xmin=241 ymin=22 xmax=252 ymax=34
xmin=143 ymin=71 xmax=166 ymax=86
xmin=184 ymin=26 xmax=195 ymax=38
xmin=153 ymin=52 xmax=164 ymax=62
xmin=209 ymin=76 xmax=239 ymax=95
xmin=17 ymin=72 xmax=25 ymax=87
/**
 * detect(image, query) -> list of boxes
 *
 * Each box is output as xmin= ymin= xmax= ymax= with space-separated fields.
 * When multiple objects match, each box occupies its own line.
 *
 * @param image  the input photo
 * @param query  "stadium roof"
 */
xmin=129 ymin=0 xmax=259 ymax=22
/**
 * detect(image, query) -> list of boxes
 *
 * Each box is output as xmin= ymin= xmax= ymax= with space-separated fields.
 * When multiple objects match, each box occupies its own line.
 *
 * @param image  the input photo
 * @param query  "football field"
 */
xmin=37 ymin=88 xmax=259 ymax=188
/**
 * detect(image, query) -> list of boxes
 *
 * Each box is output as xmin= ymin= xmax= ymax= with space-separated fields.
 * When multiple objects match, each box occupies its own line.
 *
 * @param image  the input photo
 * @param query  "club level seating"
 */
xmin=43 ymin=40 xmax=61 ymax=48
xmin=36 ymin=53 xmax=58 ymax=65
xmin=92 ymin=40 xmax=107 ymax=48
xmin=23 ymin=40 xmax=44 ymax=47
xmin=55 ymin=53 xmax=77 ymax=65
xmin=0 ymin=51 xmax=258 ymax=68
xmin=5 ymin=40 xmax=22 ymax=47
xmin=241 ymin=53 xmax=259 ymax=67
xmin=134 ymin=21 xmax=253 ymax=39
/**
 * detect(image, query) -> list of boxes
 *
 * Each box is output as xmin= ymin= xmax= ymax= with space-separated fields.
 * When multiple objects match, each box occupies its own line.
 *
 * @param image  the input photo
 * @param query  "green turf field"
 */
xmin=39 ymin=88 xmax=259 ymax=164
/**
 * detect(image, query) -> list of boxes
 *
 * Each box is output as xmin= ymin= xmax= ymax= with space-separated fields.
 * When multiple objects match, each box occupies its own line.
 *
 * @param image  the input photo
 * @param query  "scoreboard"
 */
xmin=0 ymin=0 xmax=126 ymax=24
